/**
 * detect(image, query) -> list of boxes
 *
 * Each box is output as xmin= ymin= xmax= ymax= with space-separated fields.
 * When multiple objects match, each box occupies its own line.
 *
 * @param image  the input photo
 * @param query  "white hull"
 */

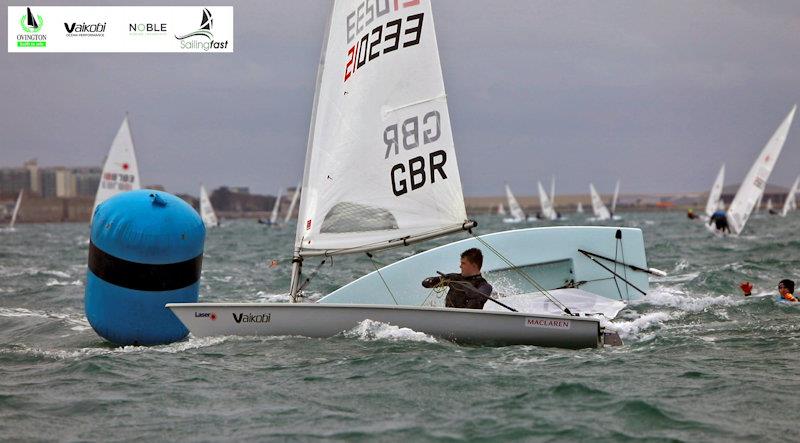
xmin=167 ymin=303 xmax=603 ymax=349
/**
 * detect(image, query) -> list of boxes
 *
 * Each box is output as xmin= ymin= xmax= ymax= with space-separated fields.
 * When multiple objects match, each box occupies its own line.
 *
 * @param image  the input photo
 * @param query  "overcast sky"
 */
xmin=2 ymin=0 xmax=799 ymax=197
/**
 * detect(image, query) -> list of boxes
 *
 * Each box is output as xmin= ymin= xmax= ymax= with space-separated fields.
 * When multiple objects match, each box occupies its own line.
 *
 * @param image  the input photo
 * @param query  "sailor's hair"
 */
xmin=779 ymin=279 xmax=795 ymax=293
xmin=461 ymin=248 xmax=483 ymax=269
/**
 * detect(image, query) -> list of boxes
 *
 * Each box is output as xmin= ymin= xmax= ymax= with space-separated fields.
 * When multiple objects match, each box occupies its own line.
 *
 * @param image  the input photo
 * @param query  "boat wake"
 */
xmin=343 ymin=319 xmax=438 ymax=343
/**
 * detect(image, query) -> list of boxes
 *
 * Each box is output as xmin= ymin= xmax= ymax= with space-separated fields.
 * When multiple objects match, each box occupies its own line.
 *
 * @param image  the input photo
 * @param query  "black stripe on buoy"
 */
xmin=88 ymin=242 xmax=203 ymax=291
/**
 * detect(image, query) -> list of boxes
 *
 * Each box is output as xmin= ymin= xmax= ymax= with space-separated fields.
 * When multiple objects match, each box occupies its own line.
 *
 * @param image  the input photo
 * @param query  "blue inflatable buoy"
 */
xmin=85 ymin=190 xmax=205 ymax=345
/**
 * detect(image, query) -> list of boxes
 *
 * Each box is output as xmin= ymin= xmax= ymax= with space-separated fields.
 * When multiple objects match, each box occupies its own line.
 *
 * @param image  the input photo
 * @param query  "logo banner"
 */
xmin=8 ymin=6 xmax=233 ymax=53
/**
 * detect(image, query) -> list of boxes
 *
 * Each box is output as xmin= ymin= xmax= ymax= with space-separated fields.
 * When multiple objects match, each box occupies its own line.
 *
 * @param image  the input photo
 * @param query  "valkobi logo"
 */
xmin=175 ymin=8 xmax=229 ymax=51
xmin=17 ymin=7 xmax=46 ymax=47
xmin=232 ymin=312 xmax=271 ymax=324
xmin=64 ymin=22 xmax=106 ymax=38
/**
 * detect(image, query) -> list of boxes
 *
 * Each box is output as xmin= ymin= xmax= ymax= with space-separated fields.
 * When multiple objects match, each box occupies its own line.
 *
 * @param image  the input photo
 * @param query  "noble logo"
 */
xmin=17 ymin=7 xmax=46 ymax=47
xmin=175 ymin=8 xmax=229 ymax=51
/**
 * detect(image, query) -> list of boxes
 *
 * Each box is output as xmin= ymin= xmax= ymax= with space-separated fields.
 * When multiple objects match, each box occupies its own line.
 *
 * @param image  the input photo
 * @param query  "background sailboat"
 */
xmin=497 ymin=204 xmax=506 ymax=216
xmin=781 ymin=176 xmax=799 ymax=217
xmin=504 ymin=184 xmax=527 ymax=223
xmin=589 ymin=183 xmax=611 ymax=221
xmin=537 ymin=181 xmax=558 ymax=220
xmin=283 ymin=183 xmax=301 ymax=224
xmin=7 ymin=189 xmax=23 ymax=230
xmin=705 ymin=164 xmax=726 ymax=218
xmin=726 ymin=105 xmax=796 ymax=235
xmin=576 ymin=202 xmax=584 ymax=214
xmin=199 ymin=185 xmax=219 ymax=228
xmin=92 ymin=115 xmax=140 ymax=221
xmin=610 ymin=179 xmax=620 ymax=216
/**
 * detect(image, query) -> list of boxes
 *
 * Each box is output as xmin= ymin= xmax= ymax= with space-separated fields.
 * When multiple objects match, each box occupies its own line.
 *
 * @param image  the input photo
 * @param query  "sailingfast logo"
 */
xmin=17 ymin=7 xmax=47 ymax=47
xmin=174 ymin=8 xmax=229 ymax=51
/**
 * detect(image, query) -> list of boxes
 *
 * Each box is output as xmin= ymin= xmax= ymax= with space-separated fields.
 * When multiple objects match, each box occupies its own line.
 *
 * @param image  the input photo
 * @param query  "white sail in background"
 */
xmin=549 ymin=175 xmax=556 ymax=208
xmin=753 ymin=193 xmax=762 ymax=214
xmin=576 ymin=202 xmax=584 ymax=213
xmin=284 ymin=183 xmax=301 ymax=224
xmin=199 ymin=185 xmax=219 ymax=228
xmin=765 ymin=198 xmax=773 ymax=212
xmin=497 ymin=204 xmax=506 ymax=216
xmin=785 ymin=177 xmax=800 ymax=215
xmin=727 ymin=105 xmax=796 ymax=235
xmin=589 ymin=183 xmax=611 ymax=220
xmin=610 ymin=179 xmax=620 ymax=214
xmin=9 ymin=189 xmax=23 ymax=229
xmin=92 ymin=116 xmax=140 ymax=219
xmin=294 ymin=0 xmax=467 ymax=254
xmin=270 ymin=188 xmax=283 ymax=225
xmin=505 ymin=184 xmax=526 ymax=221
xmin=705 ymin=164 xmax=726 ymax=217
xmin=537 ymin=181 xmax=557 ymax=220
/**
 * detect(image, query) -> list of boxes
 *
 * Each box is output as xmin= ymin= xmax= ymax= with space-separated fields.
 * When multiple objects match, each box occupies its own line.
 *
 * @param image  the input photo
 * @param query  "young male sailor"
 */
xmin=708 ymin=210 xmax=730 ymax=233
xmin=421 ymin=248 xmax=493 ymax=309
xmin=740 ymin=279 xmax=798 ymax=302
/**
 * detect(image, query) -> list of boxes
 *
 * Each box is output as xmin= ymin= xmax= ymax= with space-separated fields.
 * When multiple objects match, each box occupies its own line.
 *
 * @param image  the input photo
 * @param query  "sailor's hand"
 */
xmin=739 ymin=281 xmax=753 ymax=296
xmin=422 ymin=277 xmax=440 ymax=288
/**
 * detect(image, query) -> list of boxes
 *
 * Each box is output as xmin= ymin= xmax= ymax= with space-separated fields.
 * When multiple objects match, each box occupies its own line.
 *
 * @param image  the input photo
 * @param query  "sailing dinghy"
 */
xmin=6 ymin=189 xmax=23 ymax=230
xmin=92 ymin=115 xmax=140 ymax=222
xmin=168 ymin=0 xmax=660 ymax=349
xmin=610 ymin=179 xmax=622 ymax=220
xmin=199 ymin=185 xmax=219 ymax=228
xmin=588 ymin=183 xmax=611 ymax=221
xmin=780 ymin=176 xmax=799 ymax=217
xmin=705 ymin=164 xmax=726 ymax=219
xmin=576 ymin=202 xmax=584 ymax=214
xmin=503 ymin=184 xmax=527 ymax=223
xmin=283 ymin=183 xmax=301 ymax=224
xmin=726 ymin=105 xmax=796 ymax=235
xmin=537 ymin=181 xmax=558 ymax=220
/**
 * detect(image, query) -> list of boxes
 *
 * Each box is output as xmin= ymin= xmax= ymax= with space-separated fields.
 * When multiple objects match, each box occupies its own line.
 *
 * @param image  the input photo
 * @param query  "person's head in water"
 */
xmin=460 ymin=248 xmax=483 ymax=277
xmin=779 ymin=279 xmax=795 ymax=296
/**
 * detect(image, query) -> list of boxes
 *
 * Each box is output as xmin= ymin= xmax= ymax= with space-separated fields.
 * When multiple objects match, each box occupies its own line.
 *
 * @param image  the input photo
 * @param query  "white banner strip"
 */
xmin=8 ymin=6 xmax=233 ymax=53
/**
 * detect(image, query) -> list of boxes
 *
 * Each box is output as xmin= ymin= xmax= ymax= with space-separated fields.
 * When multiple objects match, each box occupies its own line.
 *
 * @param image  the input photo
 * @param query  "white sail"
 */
xmin=294 ymin=0 xmax=467 ymax=255
xmin=753 ymin=193 xmax=762 ymax=214
xmin=765 ymin=198 xmax=773 ymax=212
xmin=9 ymin=189 xmax=23 ymax=229
xmin=270 ymin=188 xmax=283 ymax=225
xmin=496 ymin=204 xmax=506 ymax=216
xmin=780 ymin=176 xmax=799 ymax=217
xmin=505 ymin=184 xmax=526 ymax=221
xmin=576 ymin=202 xmax=584 ymax=213
xmin=727 ymin=105 xmax=796 ymax=235
xmin=199 ymin=185 xmax=218 ymax=228
xmin=92 ymin=116 xmax=141 ymax=219
xmin=549 ymin=175 xmax=556 ymax=208
xmin=284 ymin=183 xmax=301 ymax=224
xmin=705 ymin=164 xmax=726 ymax=217
xmin=589 ymin=183 xmax=611 ymax=220
xmin=610 ymin=179 xmax=620 ymax=214
xmin=537 ymin=181 xmax=557 ymax=220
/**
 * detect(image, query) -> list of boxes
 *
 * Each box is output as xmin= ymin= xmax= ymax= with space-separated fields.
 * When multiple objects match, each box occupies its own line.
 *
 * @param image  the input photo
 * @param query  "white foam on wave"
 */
xmin=45 ymin=279 xmax=83 ymax=287
xmin=635 ymin=288 xmax=742 ymax=312
xmin=255 ymin=291 xmax=291 ymax=303
xmin=5 ymin=336 xmax=232 ymax=361
xmin=605 ymin=312 xmax=674 ymax=340
xmin=344 ymin=319 xmax=437 ymax=343
xmin=0 ymin=307 xmax=90 ymax=330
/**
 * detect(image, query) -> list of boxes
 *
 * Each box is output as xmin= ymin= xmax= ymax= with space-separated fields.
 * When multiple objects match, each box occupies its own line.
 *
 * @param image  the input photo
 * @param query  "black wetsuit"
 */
xmin=422 ymin=273 xmax=493 ymax=309
xmin=709 ymin=212 xmax=730 ymax=233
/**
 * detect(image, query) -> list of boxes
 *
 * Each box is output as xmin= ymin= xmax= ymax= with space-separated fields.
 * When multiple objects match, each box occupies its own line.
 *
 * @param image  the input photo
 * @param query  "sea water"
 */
xmin=1 ymin=213 xmax=798 ymax=441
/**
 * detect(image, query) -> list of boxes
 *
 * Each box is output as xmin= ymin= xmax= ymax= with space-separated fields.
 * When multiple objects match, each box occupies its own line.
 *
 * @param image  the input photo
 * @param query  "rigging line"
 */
xmin=619 ymin=231 xmax=631 ymax=301
xmin=366 ymin=252 xmax=400 ymax=306
xmin=576 ymin=249 xmax=659 ymax=276
xmin=611 ymin=234 xmax=624 ymax=301
xmin=470 ymin=233 xmax=573 ymax=316
xmin=296 ymin=258 xmax=328 ymax=294
xmin=578 ymin=250 xmax=647 ymax=296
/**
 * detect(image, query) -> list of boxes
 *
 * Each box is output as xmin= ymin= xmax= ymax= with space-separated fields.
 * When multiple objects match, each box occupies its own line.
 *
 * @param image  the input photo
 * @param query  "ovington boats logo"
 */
xmin=17 ymin=7 xmax=47 ymax=47
xmin=174 ymin=8 xmax=229 ymax=51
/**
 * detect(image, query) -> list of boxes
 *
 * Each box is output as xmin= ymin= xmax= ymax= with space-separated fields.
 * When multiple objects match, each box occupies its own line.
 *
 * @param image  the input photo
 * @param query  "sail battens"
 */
xmin=92 ymin=116 xmax=141 ymax=221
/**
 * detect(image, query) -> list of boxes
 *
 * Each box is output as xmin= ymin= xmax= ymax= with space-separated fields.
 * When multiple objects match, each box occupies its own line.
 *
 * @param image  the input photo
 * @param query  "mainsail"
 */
xmin=92 ymin=116 xmax=140 ymax=219
xmin=782 ymin=176 xmax=800 ymax=217
xmin=293 ymin=0 xmax=468 ymax=256
xmin=537 ymin=181 xmax=557 ymax=220
xmin=705 ymin=164 xmax=726 ymax=217
xmin=549 ymin=176 xmax=556 ymax=208
xmin=284 ymin=183 xmax=301 ymax=224
xmin=576 ymin=202 xmax=584 ymax=214
xmin=727 ymin=105 xmax=796 ymax=235
xmin=589 ymin=183 xmax=611 ymax=220
xmin=270 ymin=188 xmax=283 ymax=225
xmin=505 ymin=184 xmax=526 ymax=221
xmin=496 ymin=204 xmax=506 ymax=216
xmin=610 ymin=179 xmax=620 ymax=214
xmin=9 ymin=189 xmax=23 ymax=229
xmin=199 ymin=185 xmax=219 ymax=228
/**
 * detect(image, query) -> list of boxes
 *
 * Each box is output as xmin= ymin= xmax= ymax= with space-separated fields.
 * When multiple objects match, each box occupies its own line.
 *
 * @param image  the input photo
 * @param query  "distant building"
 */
xmin=1 ymin=161 xmax=100 ymax=199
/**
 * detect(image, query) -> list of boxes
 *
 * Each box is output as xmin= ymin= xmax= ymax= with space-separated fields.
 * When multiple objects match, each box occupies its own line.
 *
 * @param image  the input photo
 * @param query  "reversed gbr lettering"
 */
xmin=384 ymin=110 xmax=448 ymax=196
xmin=344 ymin=13 xmax=424 ymax=82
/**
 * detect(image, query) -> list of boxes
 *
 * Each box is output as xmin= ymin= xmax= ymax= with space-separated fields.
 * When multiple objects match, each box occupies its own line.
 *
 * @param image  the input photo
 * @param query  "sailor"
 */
xmin=708 ymin=210 xmax=730 ymax=233
xmin=421 ymin=248 xmax=493 ymax=309
xmin=739 ymin=279 xmax=798 ymax=302
xmin=687 ymin=209 xmax=699 ymax=219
